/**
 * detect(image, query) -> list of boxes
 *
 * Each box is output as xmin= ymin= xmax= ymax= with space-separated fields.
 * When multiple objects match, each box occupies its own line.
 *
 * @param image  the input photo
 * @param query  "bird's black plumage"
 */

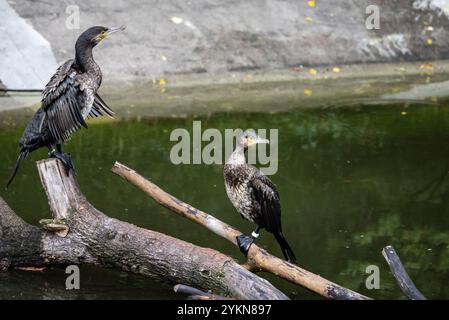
xmin=6 ymin=26 xmax=122 ymax=188
xmin=224 ymin=130 xmax=296 ymax=262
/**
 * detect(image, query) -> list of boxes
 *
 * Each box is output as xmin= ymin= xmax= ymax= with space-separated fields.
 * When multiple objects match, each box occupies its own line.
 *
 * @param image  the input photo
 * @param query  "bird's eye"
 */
xmin=98 ymin=31 xmax=107 ymax=40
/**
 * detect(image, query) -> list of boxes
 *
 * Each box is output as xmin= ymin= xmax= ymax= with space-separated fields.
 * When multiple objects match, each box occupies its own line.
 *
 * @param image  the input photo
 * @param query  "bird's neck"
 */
xmin=75 ymin=41 xmax=98 ymax=73
xmin=227 ymin=145 xmax=246 ymax=165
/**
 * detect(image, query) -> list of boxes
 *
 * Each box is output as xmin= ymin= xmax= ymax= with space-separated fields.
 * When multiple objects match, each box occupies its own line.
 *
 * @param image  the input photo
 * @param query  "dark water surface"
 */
xmin=1 ymin=104 xmax=449 ymax=299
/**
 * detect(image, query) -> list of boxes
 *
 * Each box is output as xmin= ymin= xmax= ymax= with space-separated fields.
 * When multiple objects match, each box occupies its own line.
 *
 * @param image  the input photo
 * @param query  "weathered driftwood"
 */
xmin=112 ymin=161 xmax=371 ymax=300
xmin=0 ymin=159 xmax=288 ymax=300
xmin=382 ymin=246 xmax=426 ymax=300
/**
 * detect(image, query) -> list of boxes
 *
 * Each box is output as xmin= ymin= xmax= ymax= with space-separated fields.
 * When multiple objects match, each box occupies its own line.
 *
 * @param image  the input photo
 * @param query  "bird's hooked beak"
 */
xmin=247 ymin=135 xmax=270 ymax=147
xmin=98 ymin=25 xmax=126 ymax=41
xmin=106 ymin=25 xmax=126 ymax=36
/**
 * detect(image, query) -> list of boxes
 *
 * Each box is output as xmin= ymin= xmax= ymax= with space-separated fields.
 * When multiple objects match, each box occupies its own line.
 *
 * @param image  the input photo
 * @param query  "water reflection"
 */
xmin=1 ymin=104 xmax=449 ymax=299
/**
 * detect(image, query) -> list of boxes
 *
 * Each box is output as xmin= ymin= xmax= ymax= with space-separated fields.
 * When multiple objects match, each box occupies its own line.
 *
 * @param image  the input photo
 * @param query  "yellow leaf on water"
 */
xmin=308 ymin=0 xmax=316 ymax=7
xmin=309 ymin=68 xmax=318 ymax=76
xmin=426 ymin=38 xmax=433 ymax=45
xmin=420 ymin=63 xmax=434 ymax=70
xmin=170 ymin=17 xmax=184 ymax=24
xmin=304 ymin=88 xmax=313 ymax=96
xmin=159 ymin=79 xmax=166 ymax=86
xmin=332 ymin=67 xmax=341 ymax=73
xmin=305 ymin=16 xmax=313 ymax=23
xmin=401 ymin=111 xmax=407 ymax=115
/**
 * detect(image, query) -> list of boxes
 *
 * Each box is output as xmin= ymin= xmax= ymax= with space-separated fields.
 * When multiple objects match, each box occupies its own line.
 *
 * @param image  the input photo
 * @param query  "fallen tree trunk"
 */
xmin=0 ymin=159 xmax=288 ymax=300
xmin=112 ymin=161 xmax=371 ymax=300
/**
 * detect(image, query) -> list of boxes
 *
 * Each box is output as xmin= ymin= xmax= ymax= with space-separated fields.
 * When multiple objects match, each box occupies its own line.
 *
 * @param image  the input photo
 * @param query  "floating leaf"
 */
xmin=419 ymin=63 xmax=434 ymax=70
xmin=332 ymin=67 xmax=341 ymax=73
xmin=305 ymin=16 xmax=313 ymax=23
xmin=308 ymin=0 xmax=316 ymax=7
xmin=426 ymin=38 xmax=433 ymax=45
xmin=304 ymin=88 xmax=313 ymax=96
xmin=170 ymin=17 xmax=183 ymax=24
xmin=309 ymin=68 xmax=317 ymax=76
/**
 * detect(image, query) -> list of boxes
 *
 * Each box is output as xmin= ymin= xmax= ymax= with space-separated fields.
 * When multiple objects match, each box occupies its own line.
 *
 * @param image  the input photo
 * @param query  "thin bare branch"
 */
xmin=382 ymin=246 xmax=426 ymax=300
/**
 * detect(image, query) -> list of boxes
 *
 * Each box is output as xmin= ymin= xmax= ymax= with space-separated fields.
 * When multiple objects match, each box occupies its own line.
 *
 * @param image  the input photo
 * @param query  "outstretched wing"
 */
xmin=88 ymin=93 xmax=115 ymax=119
xmin=42 ymin=59 xmax=88 ymax=143
xmin=249 ymin=173 xmax=282 ymax=233
xmin=42 ymin=59 xmax=76 ymax=106
xmin=41 ymin=60 xmax=114 ymax=143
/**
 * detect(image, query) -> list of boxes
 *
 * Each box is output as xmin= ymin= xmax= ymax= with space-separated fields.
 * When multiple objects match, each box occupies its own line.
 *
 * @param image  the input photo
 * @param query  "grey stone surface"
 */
xmin=0 ymin=0 xmax=58 ymax=89
xmin=3 ymin=0 xmax=449 ymax=83
xmin=2 ymin=0 xmax=449 ymax=113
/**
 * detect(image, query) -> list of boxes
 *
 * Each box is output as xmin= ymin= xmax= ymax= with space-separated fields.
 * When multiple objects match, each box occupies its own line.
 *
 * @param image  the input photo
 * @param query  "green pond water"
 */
xmin=1 ymin=104 xmax=449 ymax=300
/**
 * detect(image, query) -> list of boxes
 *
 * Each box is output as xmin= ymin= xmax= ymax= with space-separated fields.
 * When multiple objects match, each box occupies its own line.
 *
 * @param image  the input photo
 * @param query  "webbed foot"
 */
xmin=48 ymin=150 xmax=75 ymax=175
xmin=236 ymin=234 xmax=256 ymax=256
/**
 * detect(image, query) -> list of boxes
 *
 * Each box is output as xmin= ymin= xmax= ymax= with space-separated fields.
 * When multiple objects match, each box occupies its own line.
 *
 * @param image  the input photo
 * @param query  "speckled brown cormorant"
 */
xmin=224 ymin=129 xmax=296 ymax=262
xmin=6 ymin=26 xmax=125 ymax=189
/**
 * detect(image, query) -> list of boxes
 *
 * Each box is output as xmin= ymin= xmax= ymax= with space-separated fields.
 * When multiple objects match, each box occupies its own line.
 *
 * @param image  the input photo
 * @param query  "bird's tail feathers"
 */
xmin=5 ymin=149 xmax=28 ymax=189
xmin=274 ymin=231 xmax=296 ymax=263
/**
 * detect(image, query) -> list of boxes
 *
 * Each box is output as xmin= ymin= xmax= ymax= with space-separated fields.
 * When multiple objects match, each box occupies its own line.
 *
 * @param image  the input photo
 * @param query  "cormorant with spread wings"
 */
xmin=6 ymin=26 xmax=125 ymax=188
